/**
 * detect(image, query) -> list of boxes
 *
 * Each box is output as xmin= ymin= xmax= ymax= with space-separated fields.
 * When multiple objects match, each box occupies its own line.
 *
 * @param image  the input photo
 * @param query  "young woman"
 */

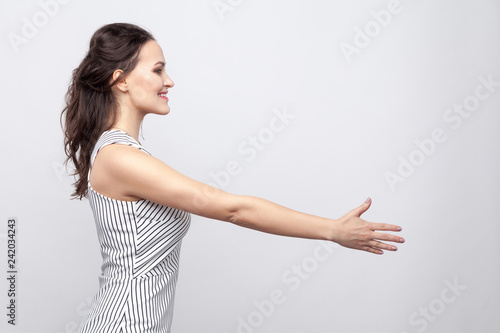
xmin=62 ymin=23 xmax=405 ymax=333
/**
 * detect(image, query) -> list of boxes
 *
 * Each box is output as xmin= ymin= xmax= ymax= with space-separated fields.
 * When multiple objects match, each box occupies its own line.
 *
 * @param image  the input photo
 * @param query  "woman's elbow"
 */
xmin=225 ymin=195 xmax=254 ymax=226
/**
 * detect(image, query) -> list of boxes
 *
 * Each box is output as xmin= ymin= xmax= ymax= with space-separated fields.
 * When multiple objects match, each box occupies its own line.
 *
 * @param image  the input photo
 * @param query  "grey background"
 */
xmin=1 ymin=0 xmax=499 ymax=332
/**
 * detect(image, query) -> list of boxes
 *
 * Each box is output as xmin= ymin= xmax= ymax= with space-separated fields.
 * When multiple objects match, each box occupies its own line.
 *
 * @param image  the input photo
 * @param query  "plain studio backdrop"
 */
xmin=1 ymin=0 xmax=499 ymax=332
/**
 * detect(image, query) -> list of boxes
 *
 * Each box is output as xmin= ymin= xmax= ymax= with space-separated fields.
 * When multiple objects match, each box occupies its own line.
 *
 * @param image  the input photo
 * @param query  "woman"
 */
xmin=61 ymin=23 xmax=404 ymax=333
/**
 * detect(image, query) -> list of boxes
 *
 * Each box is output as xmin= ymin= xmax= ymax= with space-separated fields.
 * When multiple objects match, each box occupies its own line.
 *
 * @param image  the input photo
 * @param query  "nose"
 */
xmin=163 ymin=73 xmax=174 ymax=88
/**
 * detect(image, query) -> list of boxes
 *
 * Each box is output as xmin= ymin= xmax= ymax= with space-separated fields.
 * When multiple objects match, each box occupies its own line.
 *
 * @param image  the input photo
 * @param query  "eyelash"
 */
xmin=155 ymin=68 xmax=163 ymax=74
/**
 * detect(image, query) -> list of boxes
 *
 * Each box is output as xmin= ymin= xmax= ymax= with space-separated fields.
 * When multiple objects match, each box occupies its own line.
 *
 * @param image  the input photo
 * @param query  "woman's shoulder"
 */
xmin=89 ymin=135 xmax=152 ymax=201
xmin=92 ymin=130 xmax=150 ymax=158
xmin=96 ymin=129 xmax=141 ymax=149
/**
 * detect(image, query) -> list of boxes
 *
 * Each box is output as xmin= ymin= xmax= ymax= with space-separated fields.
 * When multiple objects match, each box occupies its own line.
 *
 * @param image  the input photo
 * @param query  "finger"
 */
xmin=369 ymin=240 xmax=398 ymax=252
xmin=372 ymin=232 xmax=406 ymax=244
xmin=370 ymin=222 xmax=402 ymax=232
xmin=362 ymin=246 xmax=383 ymax=255
xmin=350 ymin=197 xmax=372 ymax=217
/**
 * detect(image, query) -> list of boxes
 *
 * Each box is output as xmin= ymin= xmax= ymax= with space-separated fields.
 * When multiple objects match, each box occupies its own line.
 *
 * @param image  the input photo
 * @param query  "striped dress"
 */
xmin=78 ymin=130 xmax=191 ymax=333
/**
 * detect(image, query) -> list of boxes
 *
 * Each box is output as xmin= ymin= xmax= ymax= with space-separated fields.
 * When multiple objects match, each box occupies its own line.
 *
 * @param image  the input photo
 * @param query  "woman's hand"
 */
xmin=332 ymin=198 xmax=405 ymax=255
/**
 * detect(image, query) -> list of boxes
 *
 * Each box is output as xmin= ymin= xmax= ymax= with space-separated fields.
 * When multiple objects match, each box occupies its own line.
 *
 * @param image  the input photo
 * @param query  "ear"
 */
xmin=112 ymin=69 xmax=128 ymax=93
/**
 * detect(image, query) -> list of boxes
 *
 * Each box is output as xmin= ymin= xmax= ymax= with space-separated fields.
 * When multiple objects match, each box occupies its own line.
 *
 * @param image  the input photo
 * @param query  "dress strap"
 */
xmin=88 ymin=130 xmax=151 ymax=180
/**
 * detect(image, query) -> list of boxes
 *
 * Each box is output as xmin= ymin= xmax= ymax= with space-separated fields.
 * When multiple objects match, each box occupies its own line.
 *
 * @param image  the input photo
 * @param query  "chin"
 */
xmin=151 ymin=106 xmax=170 ymax=115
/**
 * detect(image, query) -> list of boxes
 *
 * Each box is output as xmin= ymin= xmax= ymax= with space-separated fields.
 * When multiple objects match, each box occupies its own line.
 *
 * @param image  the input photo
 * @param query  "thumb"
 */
xmin=352 ymin=197 xmax=372 ymax=217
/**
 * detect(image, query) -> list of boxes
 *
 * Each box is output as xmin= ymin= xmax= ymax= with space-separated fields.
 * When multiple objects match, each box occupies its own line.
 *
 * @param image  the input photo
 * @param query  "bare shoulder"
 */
xmin=89 ymin=143 xmax=154 ymax=201
xmin=95 ymin=143 xmax=156 ymax=177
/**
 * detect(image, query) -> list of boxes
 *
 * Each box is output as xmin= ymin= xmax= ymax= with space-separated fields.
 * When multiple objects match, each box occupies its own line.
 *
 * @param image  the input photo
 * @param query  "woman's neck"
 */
xmin=110 ymin=106 xmax=144 ymax=142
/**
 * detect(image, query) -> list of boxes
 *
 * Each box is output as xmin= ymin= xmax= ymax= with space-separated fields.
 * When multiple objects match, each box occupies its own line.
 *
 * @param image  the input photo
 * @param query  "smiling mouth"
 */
xmin=158 ymin=92 xmax=168 ymax=101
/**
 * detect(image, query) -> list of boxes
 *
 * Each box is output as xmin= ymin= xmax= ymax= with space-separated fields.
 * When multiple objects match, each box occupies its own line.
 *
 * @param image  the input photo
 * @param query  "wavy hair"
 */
xmin=61 ymin=23 xmax=154 ymax=199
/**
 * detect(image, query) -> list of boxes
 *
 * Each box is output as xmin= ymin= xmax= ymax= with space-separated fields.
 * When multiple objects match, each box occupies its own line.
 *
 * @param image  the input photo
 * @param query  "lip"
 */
xmin=158 ymin=91 xmax=168 ymax=101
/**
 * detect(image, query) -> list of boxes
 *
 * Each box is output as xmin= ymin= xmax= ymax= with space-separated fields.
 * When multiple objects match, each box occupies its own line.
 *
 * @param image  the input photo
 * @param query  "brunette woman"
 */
xmin=61 ymin=23 xmax=404 ymax=333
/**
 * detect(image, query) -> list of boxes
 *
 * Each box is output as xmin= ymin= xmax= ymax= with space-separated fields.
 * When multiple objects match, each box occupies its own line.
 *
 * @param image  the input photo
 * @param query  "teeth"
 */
xmin=158 ymin=93 xmax=167 ymax=97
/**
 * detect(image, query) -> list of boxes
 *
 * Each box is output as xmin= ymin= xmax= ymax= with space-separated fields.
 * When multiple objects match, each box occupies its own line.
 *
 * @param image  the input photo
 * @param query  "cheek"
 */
xmin=130 ymin=73 xmax=163 ymax=104
xmin=142 ymin=72 xmax=163 ymax=93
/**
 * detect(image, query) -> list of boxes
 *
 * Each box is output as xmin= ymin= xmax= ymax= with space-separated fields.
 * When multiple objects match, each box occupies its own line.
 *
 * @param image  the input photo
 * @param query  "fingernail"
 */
xmin=396 ymin=227 xmax=402 ymax=231
xmin=399 ymin=238 xmax=405 ymax=243
xmin=392 ymin=246 xmax=398 ymax=251
xmin=365 ymin=197 xmax=371 ymax=204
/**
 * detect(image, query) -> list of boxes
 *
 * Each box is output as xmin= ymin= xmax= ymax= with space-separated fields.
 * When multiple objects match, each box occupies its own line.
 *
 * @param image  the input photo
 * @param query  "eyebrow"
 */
xmin=154 ymin=61 xmax=165 ymax=66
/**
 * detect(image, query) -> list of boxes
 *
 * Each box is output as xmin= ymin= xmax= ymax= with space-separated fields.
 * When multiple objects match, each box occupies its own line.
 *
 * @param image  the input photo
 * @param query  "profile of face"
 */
xmin=115 ymin=40 xmax=174 ymax=116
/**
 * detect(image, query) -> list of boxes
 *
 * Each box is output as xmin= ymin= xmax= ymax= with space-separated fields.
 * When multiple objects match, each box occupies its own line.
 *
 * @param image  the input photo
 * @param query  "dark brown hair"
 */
xmin=61 ymin=23 xmax=154 ymax=199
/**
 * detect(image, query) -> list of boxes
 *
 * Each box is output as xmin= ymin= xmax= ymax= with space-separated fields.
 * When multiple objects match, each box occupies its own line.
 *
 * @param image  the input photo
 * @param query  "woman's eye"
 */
xmin=155 ymin=68 xmax=163 ymax=74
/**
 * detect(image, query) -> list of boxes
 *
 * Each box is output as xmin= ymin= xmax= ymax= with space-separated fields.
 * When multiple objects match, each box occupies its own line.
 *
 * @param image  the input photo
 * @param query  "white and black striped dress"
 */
xmin=78 ymin=130 xmax=191 ymax=333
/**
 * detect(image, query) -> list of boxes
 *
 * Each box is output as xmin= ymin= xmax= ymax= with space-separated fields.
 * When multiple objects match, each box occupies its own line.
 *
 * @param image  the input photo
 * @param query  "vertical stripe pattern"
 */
xmin=78 ymin=130 xmax=191 ymax=333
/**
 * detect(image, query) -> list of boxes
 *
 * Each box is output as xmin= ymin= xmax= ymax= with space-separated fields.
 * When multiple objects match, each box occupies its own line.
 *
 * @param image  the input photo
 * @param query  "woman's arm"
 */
xmin=97 ymin=144 xmax=404 ymax=254
xmin=229 ymin=195 xmax=404 ymax=254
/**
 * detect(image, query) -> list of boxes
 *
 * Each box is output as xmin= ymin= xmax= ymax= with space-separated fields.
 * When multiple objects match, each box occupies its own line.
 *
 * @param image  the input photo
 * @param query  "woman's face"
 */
xmin=124 ymin=40 xmax=174 ymax=116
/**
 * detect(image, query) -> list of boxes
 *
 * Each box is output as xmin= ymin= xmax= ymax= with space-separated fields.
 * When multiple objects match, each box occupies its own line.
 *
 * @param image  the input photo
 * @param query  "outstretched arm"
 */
xmin=98 ymin=144 xmax=404 ymax=255
xmin=222 ymin=195 xmax=404 ymax=254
